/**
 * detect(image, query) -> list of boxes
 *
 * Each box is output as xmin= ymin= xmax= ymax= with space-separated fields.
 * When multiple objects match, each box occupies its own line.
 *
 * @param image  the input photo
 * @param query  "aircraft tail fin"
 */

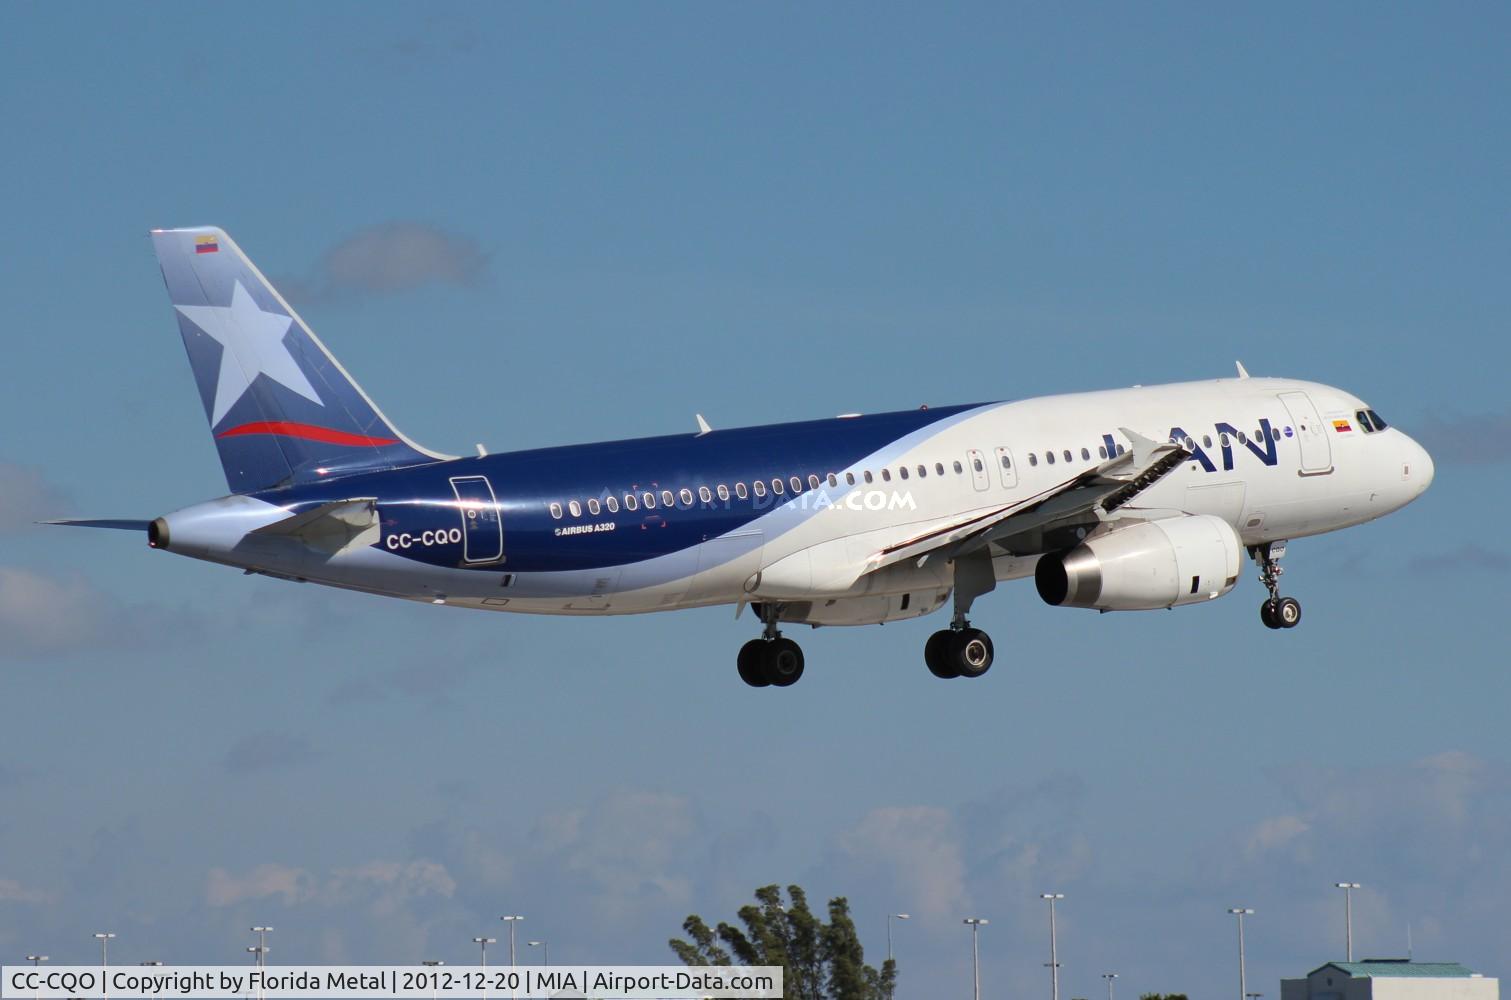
xmin=150 ymin=227 xmax=452 ymax=494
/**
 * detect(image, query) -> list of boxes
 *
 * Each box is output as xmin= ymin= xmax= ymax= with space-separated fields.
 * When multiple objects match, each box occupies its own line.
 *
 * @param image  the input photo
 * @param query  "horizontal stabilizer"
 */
xmin=43 ymin=518 xmax=151 ymax=531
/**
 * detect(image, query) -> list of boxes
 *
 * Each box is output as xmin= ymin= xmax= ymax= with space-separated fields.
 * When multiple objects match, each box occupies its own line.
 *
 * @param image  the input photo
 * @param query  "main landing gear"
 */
xmin=924 ymin=618 xmax=995 ymax=679
xmin=1251 ymin=541 xmax=1302 ymax=630
xmin=737 ymin=605 xmax=805 ymax=688
xmin=924 ymin=549 xmax=998 ymax=679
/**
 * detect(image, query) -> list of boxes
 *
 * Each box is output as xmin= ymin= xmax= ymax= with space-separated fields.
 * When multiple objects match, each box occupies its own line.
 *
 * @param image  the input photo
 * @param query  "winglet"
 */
xmin=695 ymin=413 xmax=712 ymax=436
xmin=1118 ymin=427 xmax=1165 ymax=468
xmin=1235 ymin=360 xmax=1250 ymax=379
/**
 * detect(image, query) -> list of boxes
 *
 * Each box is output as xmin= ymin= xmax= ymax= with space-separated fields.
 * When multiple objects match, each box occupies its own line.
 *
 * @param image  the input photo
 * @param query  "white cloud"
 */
xmin=0 ymin=462 xmax=65 ymax=534
xmin=1244 ymin=814 xmax=1311 ymax=858
xmin=0 ymin=877 xmax=51 ymax=903
xmin=0 ymin=566 xmax=112 ymax=655
xmin=835 ymin=805 xmax=969 ymax=919
xmin=284 ymin=223 xmax=488 ymax=303
xmin=206 ymin=863 xmax=313 ymax=907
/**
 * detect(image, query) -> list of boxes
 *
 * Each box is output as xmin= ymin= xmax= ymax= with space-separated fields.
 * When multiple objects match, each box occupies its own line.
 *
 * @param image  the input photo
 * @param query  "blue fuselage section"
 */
xmin=252 ymin=403 xmax=987 ymax=574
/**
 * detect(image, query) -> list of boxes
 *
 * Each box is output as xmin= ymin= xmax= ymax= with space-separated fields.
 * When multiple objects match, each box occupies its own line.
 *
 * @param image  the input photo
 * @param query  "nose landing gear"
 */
xmin=1252 ymin=541 xmax=1302 ymax=629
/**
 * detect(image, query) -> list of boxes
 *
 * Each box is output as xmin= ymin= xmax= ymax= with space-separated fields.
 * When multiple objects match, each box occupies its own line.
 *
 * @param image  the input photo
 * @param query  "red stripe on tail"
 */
xmin=216 ymin=421 xmax=399 ymax=447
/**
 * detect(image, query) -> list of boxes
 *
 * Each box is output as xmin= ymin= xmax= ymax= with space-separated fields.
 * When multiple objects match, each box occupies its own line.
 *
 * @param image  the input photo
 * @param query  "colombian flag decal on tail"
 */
xmin=195 ymin=235 xmax=219 ymax=254
xmin=1333 ymin=419 xmax=1353 ymax=433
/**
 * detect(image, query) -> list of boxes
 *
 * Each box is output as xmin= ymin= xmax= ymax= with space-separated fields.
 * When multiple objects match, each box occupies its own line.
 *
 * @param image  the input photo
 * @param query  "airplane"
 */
xmin=52 ymin=227 xmax=1434 ymax=688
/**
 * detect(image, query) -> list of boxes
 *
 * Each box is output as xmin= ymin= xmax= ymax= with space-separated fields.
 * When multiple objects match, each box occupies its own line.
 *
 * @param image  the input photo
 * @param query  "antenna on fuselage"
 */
xmin=695 ymin=414 xmax=712 ymax=436
xmin=1235 ymin=360 xmax=1251 ymax=379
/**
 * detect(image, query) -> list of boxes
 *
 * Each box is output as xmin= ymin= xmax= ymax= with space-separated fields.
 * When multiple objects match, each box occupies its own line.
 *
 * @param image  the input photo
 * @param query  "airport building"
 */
xmin=1282 ymin=960 xmax=1499 ymax=1000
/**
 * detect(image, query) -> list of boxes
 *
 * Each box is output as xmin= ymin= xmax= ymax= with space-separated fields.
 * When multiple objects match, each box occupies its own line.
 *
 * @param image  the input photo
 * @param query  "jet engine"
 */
xmin=1035 ymin=514 xmax=1243 ymax=611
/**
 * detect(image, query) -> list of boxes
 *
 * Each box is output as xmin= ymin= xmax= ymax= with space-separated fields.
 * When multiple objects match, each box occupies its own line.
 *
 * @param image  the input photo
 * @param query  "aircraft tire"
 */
xmin=1276 ymin=596 xmax=1302 ymax=628
xmin=925 ymin=630 xmax=959 ymax=679
xmin=738 ymin=639 xmax=770 ymax=687
xmin=764 ymin=637 xmax=805 ymax=687
xmin=1260 ymin=600 xmax=1282 ymax=629
xmin=952 ymin=629 xmax=994 ymax=679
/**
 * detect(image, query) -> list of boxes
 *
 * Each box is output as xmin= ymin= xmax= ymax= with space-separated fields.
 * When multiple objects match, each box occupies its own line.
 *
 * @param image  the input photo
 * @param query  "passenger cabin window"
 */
xmin=828 ymin=474 xmax=838 ymax=487
xmin=569 ymin=500 xmax=582 ymax=517
xmin=587 ymin=498 xmax=601 ymax=515
xmin=698 ymin=486 xmax=712 ymax=503
xmin=845 ymin=472 xmax=856 ymax=486
xmin=1062 ymin=449 xmax=1072 ymax=463
xmin=772 ymin=478 xmax=785 ymax=495
xmin=736 ymin=482 xmax=748 ymax=499
xmin=680 ymin=488 xmax=693 ymax=506
xmin=1081 ymin=447 xmax=1090 ymax=461
xmin=917 ymin=464 xmax=927 ymax=478
xmin=753 ymin=481 xmax=766 ymax=498
xmin=1204 ymin=435 xmax=1213 ymax=448
xmin=789 ymin=476 xmax=802 ymax=493
xmin=935 ymin=462 xmax=945 ymax=475
xmin=1098 ymin=445 xmax=1107 ymax=459
xmin=881 ymin=468 xmax=892 ymax=482
xmin=809 ymin=474 xmax=821 ymax=490
xmin=606 ymin=495 xmax=619 ymax=513
xmin=953 ymin=460 xmax=964 ymax=474
xmin=1046 ymin=451 xmax=1056 ymax=465
xmin=643 ymin=492 xmax=656 ymax=509
xmin=864 ymin=471 xmax=874 ymax=484
xmin=1029 ymin=453 xmax=1039 ymax=466
xmin=717 ymin=484 xmax=729 ymax=501
xmin=625 ymin=493 xmax=638 ymax=511
xmin=550 ymin=502 xmax=563 ymax=519
xmin=661 ymin=490 xmax=674 ymax=507
xmin=899 ymin=466 xmax=909 ymax=480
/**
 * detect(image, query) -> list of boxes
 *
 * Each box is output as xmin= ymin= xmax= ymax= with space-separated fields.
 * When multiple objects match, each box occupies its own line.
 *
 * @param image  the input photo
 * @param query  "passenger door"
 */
xmin=449 ymin=475 xmax=503 ymax=563
xmin=1278 ymin=391 xmax=1333 ymax=475
xmin=994 ymin=446 xmax=1018 ymax=489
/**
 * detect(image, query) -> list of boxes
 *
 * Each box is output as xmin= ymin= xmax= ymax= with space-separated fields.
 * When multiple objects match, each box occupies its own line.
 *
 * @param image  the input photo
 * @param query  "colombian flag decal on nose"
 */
xmin=1333 ymin=419 xmax=1353 ymax=433
xmin=195 ymin=235 xmax=219 ymax=254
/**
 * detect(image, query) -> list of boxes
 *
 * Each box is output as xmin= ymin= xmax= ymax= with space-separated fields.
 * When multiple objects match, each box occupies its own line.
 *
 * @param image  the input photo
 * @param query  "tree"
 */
xmin=670 ymin=884 xmax=898 ymax=1000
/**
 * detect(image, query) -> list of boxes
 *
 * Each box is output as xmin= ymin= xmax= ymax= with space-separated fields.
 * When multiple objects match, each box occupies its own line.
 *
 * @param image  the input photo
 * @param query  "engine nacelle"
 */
xmin=1035 ymin=514 xmax=1242 ymax=611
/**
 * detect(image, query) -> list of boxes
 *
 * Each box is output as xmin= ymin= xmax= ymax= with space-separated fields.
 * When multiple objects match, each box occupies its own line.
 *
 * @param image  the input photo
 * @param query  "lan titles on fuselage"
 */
xmin=54 ymin=228 xmax=1434 ymax=688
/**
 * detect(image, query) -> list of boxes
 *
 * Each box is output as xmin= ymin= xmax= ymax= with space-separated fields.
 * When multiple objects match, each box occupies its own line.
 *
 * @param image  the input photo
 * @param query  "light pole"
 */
xmin=887 ymin=914 xmax=910 ymax=964
xmin=1228 ymin=908 xmax=1254 ymax=1000
xmin=1335 ymin=883 xmax=1361 ymax=962
xmin=95 ymin=933 xmax=115 ymax=1000
xmin=474 ymin=937 xmax=496 ymax=1000
xmin=422 ymin=960 xmax=444 ymax=1000
xmin=140 ymin=963 xmax=164 ymax=967
xmin=1041 ymin=893 xmax=1065 ymax=1000
xmin=499 ymin=916 xmax=524 ymax=967
xmin=528 ymin=941 xmax=549 ymax=966
xmin=963 ymin=918 xmax=988 ymax=1000
xmin=1102 ymin=972 xmax=1118 ymax=1000
xmin=27 ymin=956 xmax=47 ymax=1000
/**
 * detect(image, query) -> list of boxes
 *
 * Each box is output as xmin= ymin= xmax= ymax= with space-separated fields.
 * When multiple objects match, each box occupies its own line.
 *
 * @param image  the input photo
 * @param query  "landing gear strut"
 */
xmin=1251 ymin=541 xmax=1301 ymax=630
xmin=924 ymin=552 xmax=997 ymax=679
xmin=737 ymin=604 xmax=805 ymax=688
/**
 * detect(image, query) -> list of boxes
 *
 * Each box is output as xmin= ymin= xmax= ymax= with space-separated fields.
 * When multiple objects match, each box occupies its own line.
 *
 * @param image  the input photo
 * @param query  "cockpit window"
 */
xmin=1355 ymin=409 xmax=1373 ymax=432
xmin=1367 ymin=409 xmax=1388 ymax=430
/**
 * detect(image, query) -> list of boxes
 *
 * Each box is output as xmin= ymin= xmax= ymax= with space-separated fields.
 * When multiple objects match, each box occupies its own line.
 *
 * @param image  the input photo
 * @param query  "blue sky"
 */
xmin=2 ymin=1 xmax=1508 ymax=993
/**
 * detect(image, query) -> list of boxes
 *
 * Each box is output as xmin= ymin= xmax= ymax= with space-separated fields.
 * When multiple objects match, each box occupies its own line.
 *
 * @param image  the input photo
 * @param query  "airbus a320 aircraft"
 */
xmin=54 ymin=228 xmax=1434 ymax=687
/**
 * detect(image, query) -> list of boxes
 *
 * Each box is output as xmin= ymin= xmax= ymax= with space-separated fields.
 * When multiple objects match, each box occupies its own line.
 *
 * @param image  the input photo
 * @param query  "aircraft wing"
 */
xmin=862 ymin=429 xmax=1191 ymax=573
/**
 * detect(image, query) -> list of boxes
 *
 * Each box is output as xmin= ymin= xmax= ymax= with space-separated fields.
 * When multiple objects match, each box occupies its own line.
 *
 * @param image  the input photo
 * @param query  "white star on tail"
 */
xmin=176 ymin=280 xmax=322 ymax=426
